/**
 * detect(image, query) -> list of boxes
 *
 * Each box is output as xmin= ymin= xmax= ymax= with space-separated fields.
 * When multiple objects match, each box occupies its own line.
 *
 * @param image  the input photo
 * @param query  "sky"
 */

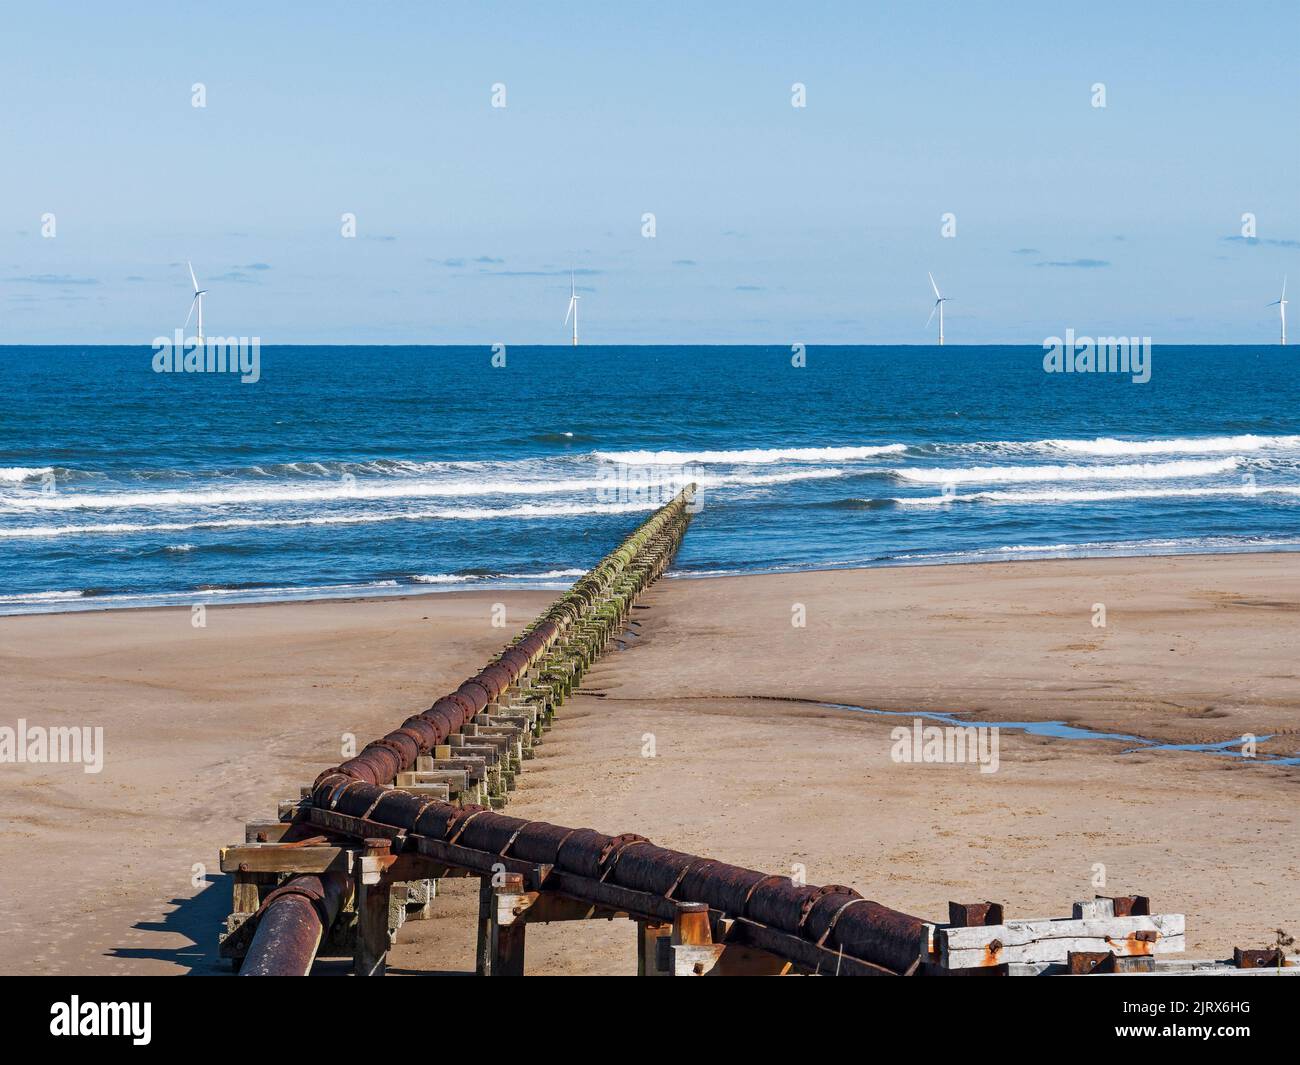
xmin=1 ymin=1 xmax=1297 ymax=343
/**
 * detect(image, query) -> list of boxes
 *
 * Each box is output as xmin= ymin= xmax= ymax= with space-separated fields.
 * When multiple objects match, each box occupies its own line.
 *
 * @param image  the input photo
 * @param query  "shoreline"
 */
xmin=3 ymin=544 xmax=1299 ymax=618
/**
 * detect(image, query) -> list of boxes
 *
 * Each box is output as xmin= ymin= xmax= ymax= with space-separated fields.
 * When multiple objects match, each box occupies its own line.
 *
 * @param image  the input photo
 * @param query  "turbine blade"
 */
xmin=188 ymin=261 xmax=199 ymax=291
xmin=183 ymin=293 xmax=198 ymax=328
xmin=928 ymin=271 xmax=941 ymax=299
xmin=564 ymin=298 xmax=574 ymax=325
xmin=925 ymin=303 xmax=938 ymax=328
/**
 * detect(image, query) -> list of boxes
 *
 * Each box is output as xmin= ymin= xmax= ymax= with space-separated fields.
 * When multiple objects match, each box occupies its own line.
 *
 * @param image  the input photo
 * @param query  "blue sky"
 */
xmin=2 ymin=1 xmax=1297 ymax=343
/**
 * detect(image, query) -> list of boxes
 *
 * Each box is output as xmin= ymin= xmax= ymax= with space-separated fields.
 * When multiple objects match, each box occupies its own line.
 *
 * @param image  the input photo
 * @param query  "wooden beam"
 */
xmin=220 ymin=844 xmax=348 ymax=875
xmin=940 ymin=914 xmax=1185 ymax=968
xmin=354 ymin=842 xmax=393 ymax=977
xmin=490 ymin=874 xmax=527 ymax=976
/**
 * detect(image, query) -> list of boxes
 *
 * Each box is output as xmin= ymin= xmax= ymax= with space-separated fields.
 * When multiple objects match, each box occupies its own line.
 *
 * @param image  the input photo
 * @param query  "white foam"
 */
xmin=412 ymin=568 xmax=586 ymax=585
xmin=0 ymin=589 xmax=85 ymax=604
xmin=594 ymin=445 xmax=906 ymax=465
xmin=0 ymin=466 xmax=54 ymax=483
xmin=0 ymin=581 xmax=405 ymax=613
xmin=1043 ymin=434 xmax=1300 ymax=456
xmin=0 ymin=467 xmax=838 ymax=511
xmin=894 ymin=485 xmax=1300 ymax=506
xmin=0 ymin=500 xmax=660 ymax=540
xmin=893 ymin=457 xmax=1241 ymax=484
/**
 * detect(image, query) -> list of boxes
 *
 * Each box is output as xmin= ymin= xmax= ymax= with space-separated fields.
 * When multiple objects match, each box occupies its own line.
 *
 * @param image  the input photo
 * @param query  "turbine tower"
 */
xmin=564 ymin=272 xmax=580 ymax=346
xmin=926 ymin=272 xmax=949 ymax=345
xmin=1269 ymin=276 xmax=1288 ymax=346
xmin=184 ymin=261 xmax=207 ymax=345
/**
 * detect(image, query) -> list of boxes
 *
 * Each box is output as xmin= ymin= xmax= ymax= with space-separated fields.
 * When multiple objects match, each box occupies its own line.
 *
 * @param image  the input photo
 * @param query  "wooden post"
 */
xmin=637 ymin=921 xmax=671 ymax=976
xmin=354 ymin=839 xmax=392 ymax=977
xmin=490 ymin=872 xmax=527 ymax=976
xmin=231 ymin=869 xmax=260 ymax=914
xmin=475 ymin=875 xmax=493 ymax=976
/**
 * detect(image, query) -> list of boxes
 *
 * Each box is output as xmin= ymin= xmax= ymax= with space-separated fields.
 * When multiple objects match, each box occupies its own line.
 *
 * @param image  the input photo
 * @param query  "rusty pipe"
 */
xmin=310 ymin=774 xmax=927 ymax=974
xmin=251 ymin=490 xmax=699 ymax=974
xmin=313 ymin=487 xmax=697 ymax=793
xmin=240 ymin=872 xmax=352 ymax=977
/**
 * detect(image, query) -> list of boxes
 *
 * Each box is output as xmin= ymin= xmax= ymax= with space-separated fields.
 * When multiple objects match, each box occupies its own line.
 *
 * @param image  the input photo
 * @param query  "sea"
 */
xmin=0 ymin=345 xmax=1297 ymax=615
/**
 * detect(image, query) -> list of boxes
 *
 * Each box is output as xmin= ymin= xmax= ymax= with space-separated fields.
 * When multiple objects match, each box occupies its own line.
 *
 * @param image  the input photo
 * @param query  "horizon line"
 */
xmin=0 ymin=340 xmax=1289 ymax=349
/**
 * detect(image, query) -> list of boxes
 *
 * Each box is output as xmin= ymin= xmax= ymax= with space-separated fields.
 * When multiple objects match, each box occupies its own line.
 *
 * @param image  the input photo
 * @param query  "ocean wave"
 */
xmin=0 ymin=466 xmax=54 ymax=483
xmin=988 ymin=535 xmax=1300 ymax=554
xmin=0 ymin=589 xmax=86 ymax=604
xmin=0 ymin=580 xmax=403 ymax=611
xmin=0 ymin=500 xmax=661 ymax=540
xmin=893 ymin=485 xmax=1300 ymax=506
xmin=1042 ymin=434 xmax=1300 ymax=456
xmin=412 ymin=568 xmax=586 ymax=585
xmin=0 ymin=467 xmax=835 ymax=511
xmin=893 ymin=457 xmax=1241 ymax=484
xmin=594 ymin=445 xmax=907 ymax=465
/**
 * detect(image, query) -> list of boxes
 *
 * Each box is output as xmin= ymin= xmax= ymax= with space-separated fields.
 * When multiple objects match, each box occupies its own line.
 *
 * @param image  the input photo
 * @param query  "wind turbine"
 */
xmin=1268 ymin=276 xmax=1288 ymax=346
xmin=184 ymin=261 xmax=207 ymax=344
xmin=926 ymin=272 xmax=949 ymax=345
xmin=563 ymin=272 xmax=580 ymax=346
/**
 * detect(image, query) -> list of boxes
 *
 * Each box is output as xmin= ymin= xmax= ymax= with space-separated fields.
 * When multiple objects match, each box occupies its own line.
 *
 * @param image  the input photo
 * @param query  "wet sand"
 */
xmin=0 ymin=553 xmax=1295 ymax=974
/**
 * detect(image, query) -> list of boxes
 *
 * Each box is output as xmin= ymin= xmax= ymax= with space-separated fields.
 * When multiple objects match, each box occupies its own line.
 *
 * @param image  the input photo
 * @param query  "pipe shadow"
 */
xmin=106 ymin=874 xmax=236 ymax=976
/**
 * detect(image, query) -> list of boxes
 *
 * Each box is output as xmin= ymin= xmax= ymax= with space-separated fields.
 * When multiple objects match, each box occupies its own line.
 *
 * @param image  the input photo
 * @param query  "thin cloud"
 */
xmin=1223 ymin=235 xmax=1300 ymax=249
xmin=673 ymin=259 xmax=697 ymax=266
xmin=735 ymin=284 xmax=764 ymax=291
xmin=1011 ymin=247 xmax=1039 ymax=255
xmin=2 ymin=273 xmax=99 ymax=285
xmin=1033 ymin=258 xmax=1110 ymax=269
xmin=486 ymin=268 xmax=602 ymax=277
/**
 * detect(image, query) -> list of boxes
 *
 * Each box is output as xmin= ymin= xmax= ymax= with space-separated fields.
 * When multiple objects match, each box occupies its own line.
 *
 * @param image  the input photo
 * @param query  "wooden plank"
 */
xmin=943 ymin=913 xmax=1183 ymax=950
xmin=244 ymin=820 xmax=295 ymax=843
xmin=219 ymin=843 xmax=349 ymax=875
xmin=394 ymin=782 xmax=450 ymax=800
xmin=396 ymin=770 xmax=468 ymax=790
xmin=945 ymin=936 xmax=1185 ymax=968
xmin=416 ymin=755 xmax=486 ymax=781
xmin=448 ymin=741 xmax=500 ymax=764
xmin=941 ymin=914 xmax=1185 ymax=968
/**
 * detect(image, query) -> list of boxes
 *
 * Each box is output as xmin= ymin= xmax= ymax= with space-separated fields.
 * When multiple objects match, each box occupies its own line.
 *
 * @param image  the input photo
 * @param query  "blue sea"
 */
xmin=1 ymin=346 xmax=1297 ymax=615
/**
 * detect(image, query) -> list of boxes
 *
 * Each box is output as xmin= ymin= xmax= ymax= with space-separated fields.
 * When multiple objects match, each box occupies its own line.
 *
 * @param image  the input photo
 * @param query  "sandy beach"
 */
xmin=0 ymin=553 xmax=1296 ymax=975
